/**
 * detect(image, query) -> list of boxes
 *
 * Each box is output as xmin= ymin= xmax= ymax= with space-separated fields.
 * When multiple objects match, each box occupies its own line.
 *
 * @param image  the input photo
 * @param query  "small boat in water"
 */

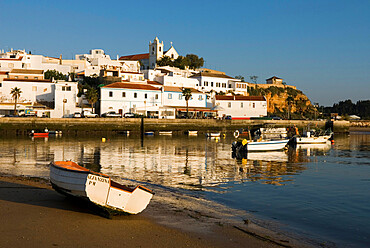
xmin=187 ymin=130 xmax=198 ymax=136
xmin=206 ymin=132 xmax=221 ymax=138
xmin=245 ymin=139 xmax=289 ymax=151
xmin=50 ymin=161 xmax=153 ymax=215
xmin=296 ymin=130 xmax=333 ymax=144
xmin=144 ymin=131 xmax=154 ymax=136
xmin=31 ymin=132 xmax=49 ymax=137
xmin=158 ymin=131 xmax=172 ymax=135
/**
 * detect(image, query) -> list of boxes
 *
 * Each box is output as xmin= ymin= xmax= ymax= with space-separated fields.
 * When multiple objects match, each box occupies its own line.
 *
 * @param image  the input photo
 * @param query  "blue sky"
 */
xmin=1 ymin=0 xmax=369 ymax=106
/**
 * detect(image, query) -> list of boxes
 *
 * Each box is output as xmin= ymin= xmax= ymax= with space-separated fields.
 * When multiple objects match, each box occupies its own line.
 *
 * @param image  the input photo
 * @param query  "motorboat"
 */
xmin=50 ymin=161 xmax=153 ymax=215
xmin=296 ymin=130 xmax=333 ymax=144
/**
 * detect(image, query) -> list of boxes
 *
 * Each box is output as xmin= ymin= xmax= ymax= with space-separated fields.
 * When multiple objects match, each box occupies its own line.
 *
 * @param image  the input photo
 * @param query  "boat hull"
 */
xmin=50 ymin=161 xmax=153 ymax=214
xmin=296 ymin=135 xmax=331 ymax=144
xmin=246 ymin=139 xmax=289 ymax=151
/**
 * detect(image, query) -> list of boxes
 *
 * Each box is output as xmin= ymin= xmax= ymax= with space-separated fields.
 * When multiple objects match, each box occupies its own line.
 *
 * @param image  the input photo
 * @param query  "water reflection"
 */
xmin=0 ymin=135 xmax=327 ymax=189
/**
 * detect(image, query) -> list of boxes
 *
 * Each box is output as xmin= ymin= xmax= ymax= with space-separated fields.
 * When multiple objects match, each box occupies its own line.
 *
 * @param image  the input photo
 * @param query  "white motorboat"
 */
xmin=246 ymin=139 xmax=289 ymax=151
xmin=187 ymin=130 xmax=198 ymax=136
xmin=50 ymin=161 xmax=153 ymax=215
xmin=296 ymin=130 xmax=333 ymax=144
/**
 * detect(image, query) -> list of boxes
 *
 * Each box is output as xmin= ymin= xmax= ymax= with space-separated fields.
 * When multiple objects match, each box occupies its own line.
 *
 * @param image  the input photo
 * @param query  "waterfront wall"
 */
xmin=0 ymin=118 xmax=350 ymax=135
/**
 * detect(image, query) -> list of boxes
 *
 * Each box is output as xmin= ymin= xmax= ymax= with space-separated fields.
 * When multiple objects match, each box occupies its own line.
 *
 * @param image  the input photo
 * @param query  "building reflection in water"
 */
xmin=0 ymin=135 xmax=340 ymax=190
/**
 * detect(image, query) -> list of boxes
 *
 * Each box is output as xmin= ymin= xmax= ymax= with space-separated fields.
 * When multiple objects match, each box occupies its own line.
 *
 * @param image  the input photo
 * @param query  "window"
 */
xmin=222 ymin=83 xmax=226 ymax=88
xmin=179 ymin=94 xmax=182 ymax=100
xmin=228 ymin=102 xmax=231 ymax=108
xmin=253 ymin=103 xmax=255 ymax=108
xmin=0 ymin=83 xmax=2 ymax=87
xmin=229 ymin=84 xmax=232 ymax=88
xmin=198 ymin=95 xmax=203 ymax=101
xmin=109 ymin=91 xmax=113 ymax=97
xmin=134 ymin=93 xmax=137 ymax=98
xmin=122 ymin=92 xmax=126 ymax=97
xmin=171 ymin=54 xmax=174 ymax=59
xmin=25 ymin=76 xmax=28 ymax=79
xmin=211 ymin=82 xmax=214 ymax=87
xmin=66 ymin=86 xmax=71 ymax=91
xmin=159 ymin=47 xmax=161 ymax=52
xmin=34 ymin=77 xmax=38 ymax=80
xmin=155 ymin=94 xmax=158 ymax=99
xmin=241 ymin=102 xmax=243 ymax=108
xmin=199 ymin=82 xmax=202 ymax=86
xmin=145 ymin=93 xmax=147 ymax=99
xmin=205 ymin=81 xmax=208 ymax=86
xmin=168 ymin=93 xmax=172 ymax=99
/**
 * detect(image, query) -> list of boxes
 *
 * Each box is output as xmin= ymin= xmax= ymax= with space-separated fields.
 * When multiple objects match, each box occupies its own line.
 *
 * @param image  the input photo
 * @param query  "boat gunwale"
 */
xmin=50 ymin=161 xmax=110 ymax=178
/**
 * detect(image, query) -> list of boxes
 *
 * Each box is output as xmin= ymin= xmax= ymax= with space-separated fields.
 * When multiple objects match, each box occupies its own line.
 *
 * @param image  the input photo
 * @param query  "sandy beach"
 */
xmin=0 ymin=175 xmax=305 ymax=248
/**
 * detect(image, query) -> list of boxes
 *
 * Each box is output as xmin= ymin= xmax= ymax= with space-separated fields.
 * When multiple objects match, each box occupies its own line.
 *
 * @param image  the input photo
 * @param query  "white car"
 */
xmin=82 ymin=110 xmax=98 ymax=118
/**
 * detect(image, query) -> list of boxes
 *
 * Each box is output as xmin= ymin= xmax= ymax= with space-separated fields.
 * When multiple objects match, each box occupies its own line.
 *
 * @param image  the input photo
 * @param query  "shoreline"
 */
xmin=0 ymin=174 xmax=310 ymax=248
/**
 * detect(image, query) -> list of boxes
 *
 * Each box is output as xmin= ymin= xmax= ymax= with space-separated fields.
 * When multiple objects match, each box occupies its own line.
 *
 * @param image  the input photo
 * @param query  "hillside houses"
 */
xmin=0 ymin=37 xmax=273 ymax=119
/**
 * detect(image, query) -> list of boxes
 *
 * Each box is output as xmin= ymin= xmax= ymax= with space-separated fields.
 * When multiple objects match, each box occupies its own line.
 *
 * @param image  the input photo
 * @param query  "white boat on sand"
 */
xmin=50 ymin=161 xmax=153 ymax=215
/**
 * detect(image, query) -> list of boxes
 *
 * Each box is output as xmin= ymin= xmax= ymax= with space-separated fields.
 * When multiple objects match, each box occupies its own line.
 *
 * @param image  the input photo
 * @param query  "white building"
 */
xmin=0 ymin=49 xmax=71 ymax=75
xmin=100 ymin=82 xmax=162 ymax=116
xmin=0 ymin=77 xmax=79 ymax=117
xmin=213 ymin=95 xmax=267 ymax=119
xmin=75 ymin=49 xmax=140 ymax=77
xmin=190 ymin=71 xmax=241 ymax=94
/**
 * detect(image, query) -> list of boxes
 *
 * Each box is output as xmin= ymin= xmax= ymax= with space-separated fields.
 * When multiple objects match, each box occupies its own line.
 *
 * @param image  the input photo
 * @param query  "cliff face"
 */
xmin=266 ymin=91 xmax=312 ymax=113
xmin=248 ymin=85 xmax=314 ymax=117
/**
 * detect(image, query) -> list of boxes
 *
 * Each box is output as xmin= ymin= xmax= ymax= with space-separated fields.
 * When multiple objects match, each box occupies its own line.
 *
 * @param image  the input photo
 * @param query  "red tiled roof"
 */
xmin=3 ymin=78 xmax=52 ymax=83
xmin=147 ymin=81 xmax=163 ymax=85
xmin=103 ymin=82 xmax=161 ymax=91
xmin=119 ymin=53 xmax=149 ymax=60
xmin=0 ymin=56 xmax=23 ymax=61
xmin=10 ymin=69 xmax=44 ymax=74
xmin=215 ymin=95 xmax=266 ymax=101
xmin=190 ymin=72 xmax=235 ymax=79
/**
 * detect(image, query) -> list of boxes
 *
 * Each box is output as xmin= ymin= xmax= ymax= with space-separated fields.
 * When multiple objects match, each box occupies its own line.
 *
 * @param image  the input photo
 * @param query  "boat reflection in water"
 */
xmin=0 ymin=135 xmax=329 ymax=190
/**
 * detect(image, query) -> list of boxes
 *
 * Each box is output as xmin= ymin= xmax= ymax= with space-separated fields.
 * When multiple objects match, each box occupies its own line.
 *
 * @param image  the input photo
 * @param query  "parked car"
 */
xmin=82 ymin=110 xmax=98 ymax=118
xmin=18 ymin=109 xmax=37 ymax=117
xmin=123 ymin=113 xmax=135 ymax=118
xmin=73 ymin=112 xmax=82 ymax=118
xmin=224 ymin=115 xmax=232 ymax=120
xmin=101 ymin=111 xmax=121 ymax=118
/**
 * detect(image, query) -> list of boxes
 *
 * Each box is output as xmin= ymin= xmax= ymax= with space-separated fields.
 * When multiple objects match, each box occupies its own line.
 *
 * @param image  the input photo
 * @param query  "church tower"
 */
xmin=149 ymin=37 xmax=164 ymax=69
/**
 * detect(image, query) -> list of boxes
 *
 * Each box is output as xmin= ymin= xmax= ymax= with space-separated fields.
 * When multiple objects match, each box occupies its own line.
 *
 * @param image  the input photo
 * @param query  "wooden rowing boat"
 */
xmin=50 ymin=161 xmax=153 ymax=214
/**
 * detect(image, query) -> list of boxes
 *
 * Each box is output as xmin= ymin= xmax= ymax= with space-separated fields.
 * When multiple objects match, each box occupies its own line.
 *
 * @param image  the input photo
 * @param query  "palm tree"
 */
xmin=85 ymin=87 xmax=98 ymax=112
xmin=182 ymin=88 xmax=192 ymax=118
xmin=10 ymin=87 xmax=22 ymax=115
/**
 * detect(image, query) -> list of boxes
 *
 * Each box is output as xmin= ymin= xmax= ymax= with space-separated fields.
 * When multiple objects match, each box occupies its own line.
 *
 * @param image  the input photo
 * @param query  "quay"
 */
xmin=0 ymin=118 xmax=350 ymax=136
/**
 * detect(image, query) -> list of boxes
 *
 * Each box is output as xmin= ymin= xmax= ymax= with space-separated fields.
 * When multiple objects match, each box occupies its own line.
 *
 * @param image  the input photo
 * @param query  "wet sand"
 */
xmin=0 ymin=175 xmax=302 ymax=248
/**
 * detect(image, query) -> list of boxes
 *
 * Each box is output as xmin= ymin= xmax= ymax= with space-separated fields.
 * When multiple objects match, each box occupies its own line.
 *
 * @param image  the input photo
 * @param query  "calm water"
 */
xmin=0 ymin=133 xmax=369 ymax=247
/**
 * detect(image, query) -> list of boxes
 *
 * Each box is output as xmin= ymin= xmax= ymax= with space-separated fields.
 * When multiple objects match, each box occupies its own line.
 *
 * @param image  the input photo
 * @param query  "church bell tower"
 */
xmin=149 ymin=37 xmax=164 ymax=69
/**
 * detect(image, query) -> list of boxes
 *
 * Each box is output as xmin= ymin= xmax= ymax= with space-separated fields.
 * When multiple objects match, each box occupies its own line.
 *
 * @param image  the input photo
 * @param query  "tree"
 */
xmin=185 ymin=54 xmax=204 ymax=69
xmin=85 ymin=87 xmax=98 ymax=112
xmin=44 ymin=69 xmax=67 ymax=80
xmin=156 ymin=56 xmax=173 ymax=67
xmin=10 ymin=87 xmax=22 ymax=115
xmin=182 ymin=88 xmax=192 ymax=118
xmin=235 ymin=75 xmax=245 ymax=82
xmin=249 ymin=76 xmax=258 ymax=84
